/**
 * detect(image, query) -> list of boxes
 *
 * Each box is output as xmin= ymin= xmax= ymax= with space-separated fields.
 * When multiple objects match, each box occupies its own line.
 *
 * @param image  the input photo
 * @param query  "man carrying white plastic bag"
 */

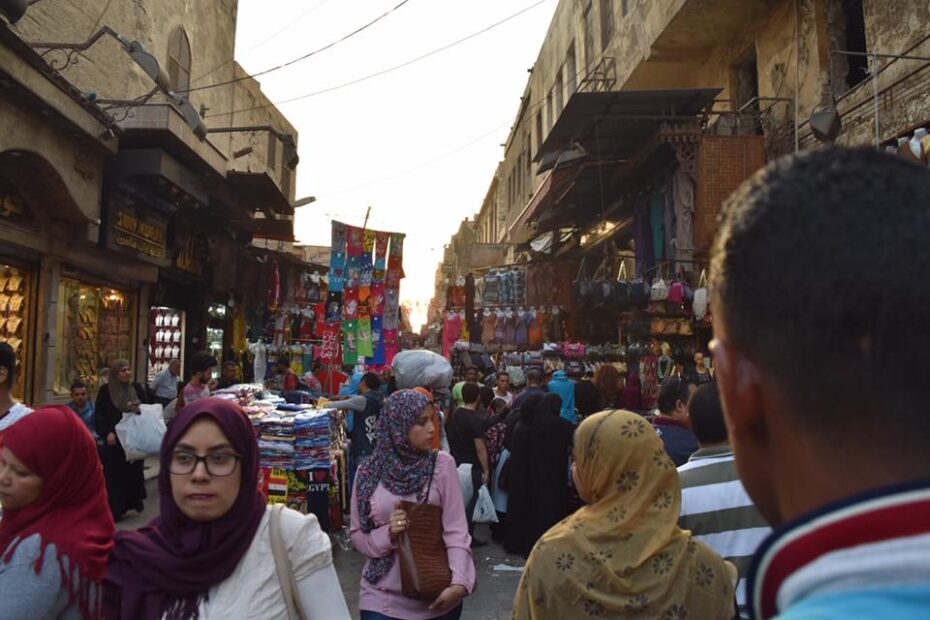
xmin=115 ymin=403 xmax=166 ymax=461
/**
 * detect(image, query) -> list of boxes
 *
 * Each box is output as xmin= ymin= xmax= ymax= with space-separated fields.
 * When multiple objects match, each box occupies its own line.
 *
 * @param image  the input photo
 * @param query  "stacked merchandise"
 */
xmin=294 ymin=409 xmax=334 ymax=471
xmin=257 ymin=415 xmax=297 ymax=470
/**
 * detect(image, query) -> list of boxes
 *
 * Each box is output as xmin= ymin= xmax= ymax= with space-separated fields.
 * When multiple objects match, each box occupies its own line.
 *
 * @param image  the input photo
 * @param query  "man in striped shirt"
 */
xmin=678 ymin=382 xmax=770 ymax=617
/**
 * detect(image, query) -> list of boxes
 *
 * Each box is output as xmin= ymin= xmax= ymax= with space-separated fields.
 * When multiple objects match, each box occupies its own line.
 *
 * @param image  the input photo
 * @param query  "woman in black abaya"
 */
xmin=527 ymin=393 xmax=575 ymax=545
xmin=94 ymin=359 xmax=149 ymax=520
xmin=502 ymin=393 xmax=542 ymax=557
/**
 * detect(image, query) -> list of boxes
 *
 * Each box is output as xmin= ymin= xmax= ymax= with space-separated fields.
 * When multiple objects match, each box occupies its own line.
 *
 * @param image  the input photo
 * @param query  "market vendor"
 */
xmin=274 ymin=356 xmax=301 ymax=392
xmin=328 ymin=372 xmax=383 ymax=489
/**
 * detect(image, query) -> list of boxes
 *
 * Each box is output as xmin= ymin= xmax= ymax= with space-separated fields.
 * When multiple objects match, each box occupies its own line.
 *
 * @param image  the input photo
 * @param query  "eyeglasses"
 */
xmin=169 ymin=451 xmax=241 ymax=477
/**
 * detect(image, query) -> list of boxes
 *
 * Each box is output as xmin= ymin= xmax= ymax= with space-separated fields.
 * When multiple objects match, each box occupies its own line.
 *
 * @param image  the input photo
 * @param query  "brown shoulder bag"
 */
xmin=397 ymin=450 xmax=452 ymax=601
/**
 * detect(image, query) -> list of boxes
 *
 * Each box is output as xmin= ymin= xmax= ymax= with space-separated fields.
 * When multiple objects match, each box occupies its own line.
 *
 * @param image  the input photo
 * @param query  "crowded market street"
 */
xmin=4 ymin=1 xmax=930 ymax=619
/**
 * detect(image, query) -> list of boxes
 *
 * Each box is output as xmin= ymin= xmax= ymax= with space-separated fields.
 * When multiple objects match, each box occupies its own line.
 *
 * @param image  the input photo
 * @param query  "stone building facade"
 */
xmin=0 ymin=0 xmax=301 ymax=404
xmin=485 ymin=0 xmax=930 ymax=247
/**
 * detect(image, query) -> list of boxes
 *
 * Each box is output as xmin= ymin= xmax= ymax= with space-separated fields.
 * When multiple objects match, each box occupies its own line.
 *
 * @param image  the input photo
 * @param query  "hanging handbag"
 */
xmin=615 ymin=260 xmax=632 ymax=310
xmin=573 ymin=257 xmax=592 ymax=302
xmin=397 ymin=451 xmax=452 ymax=602
xmin=269 ymin=504 xmax=307 ymax=620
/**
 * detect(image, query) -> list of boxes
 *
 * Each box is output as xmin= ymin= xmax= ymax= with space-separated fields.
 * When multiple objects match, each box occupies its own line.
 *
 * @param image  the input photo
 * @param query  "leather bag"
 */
xmin=397 ymin=451 xmax=452 ymax=602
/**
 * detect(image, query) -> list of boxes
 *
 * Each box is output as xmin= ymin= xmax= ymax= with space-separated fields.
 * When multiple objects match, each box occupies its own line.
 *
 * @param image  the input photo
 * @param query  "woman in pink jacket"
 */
xmin=351 ymin=389 xmax=476 ymax=619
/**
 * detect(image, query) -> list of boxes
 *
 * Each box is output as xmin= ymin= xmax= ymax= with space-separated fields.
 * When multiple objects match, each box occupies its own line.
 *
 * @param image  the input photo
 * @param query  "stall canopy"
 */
xmin=534 ymin=88 xmax=721 ymax=163
xmin=508 ymin=88 xmax=720 ymax=242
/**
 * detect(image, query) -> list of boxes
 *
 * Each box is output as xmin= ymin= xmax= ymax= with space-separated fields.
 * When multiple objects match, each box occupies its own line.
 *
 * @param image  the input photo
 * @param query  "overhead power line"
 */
xmin=180 ymin=0 xmax=413 ymax=95
xmin=190 ymin=0 xmax=333 ymax=85
xmin=206 ymin=0 xmax=551 ymax=118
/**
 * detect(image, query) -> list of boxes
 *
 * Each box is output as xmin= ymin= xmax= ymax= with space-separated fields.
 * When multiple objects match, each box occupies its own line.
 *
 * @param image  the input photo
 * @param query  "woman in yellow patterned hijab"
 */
xmin=512 ymin=409 xmax=736 ymax=619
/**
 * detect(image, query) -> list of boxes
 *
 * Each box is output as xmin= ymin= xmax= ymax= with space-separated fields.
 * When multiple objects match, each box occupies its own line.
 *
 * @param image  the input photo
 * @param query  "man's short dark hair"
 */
xmin=657 ymin=376 xmax=695 ymax=415
xmin=361 ymin=372 xmax=381 ymax=391
xmin=712 ymin=147 xmax=930 ymax=443
xmin=0 ymin=342 xmax=14 ymax=389
xmin=526 ymin=369 xmax=543 ymax=386
xmin=222 ymin=361 xmax=238 ymax=370
xmin=462 ymin=382 xmax=481 ymax=405
xmin=190 ymin=354 xmax=217 ymax=375
xmin=497 ymin=370 xmax=510 ymax=380
xmin=688 ymin=383 xmax=728 ymax=445
xmin=70 ymin=380 xmax=88 ymax=392
xmin=276 ymin=356 xmax=291 ymax=368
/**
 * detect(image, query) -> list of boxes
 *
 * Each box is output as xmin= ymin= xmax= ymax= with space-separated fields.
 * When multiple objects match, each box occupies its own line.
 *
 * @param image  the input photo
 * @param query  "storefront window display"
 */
xmin=56 ymin=279 xmax=134 ymax=395
xmin=207 ymin=303 xmax=226 ymax=362
xmin=148 ymin=306 xmax=185 ymax=384
xmin=0 ymin=264 xmax=33 ymax=400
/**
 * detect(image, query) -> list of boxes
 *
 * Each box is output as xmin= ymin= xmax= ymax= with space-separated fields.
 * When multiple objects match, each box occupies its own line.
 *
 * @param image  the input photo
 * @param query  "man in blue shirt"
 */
xmin=652 ymin=376 xmax=699 ymax=466
xmin=67 ymin=381 xmax=96 ymax=438
xmin=150 ymin=359 xmax=180 ymax=405
xmin=712 ymin=148 xmax=930 ymax=619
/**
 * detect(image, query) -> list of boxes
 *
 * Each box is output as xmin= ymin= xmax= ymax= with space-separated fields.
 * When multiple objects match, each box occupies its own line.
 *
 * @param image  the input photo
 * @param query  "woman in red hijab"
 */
xmin=0 ymin=406 xmax=115 ymax=619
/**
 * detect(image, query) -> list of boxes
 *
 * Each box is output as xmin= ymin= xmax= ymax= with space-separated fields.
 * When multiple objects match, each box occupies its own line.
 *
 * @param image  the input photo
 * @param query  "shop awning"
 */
xmin=535 ymin=88 xmax=721 ymax=162
xmin=107 ymin=148 xmax=209 ymax=207
xmin=228 ymin=170 xmax=294 ymax=216
xmin=231 ymin=215 xmax=295 ymax=241
xmin=507 ymin=166 xmax=575 ymax=243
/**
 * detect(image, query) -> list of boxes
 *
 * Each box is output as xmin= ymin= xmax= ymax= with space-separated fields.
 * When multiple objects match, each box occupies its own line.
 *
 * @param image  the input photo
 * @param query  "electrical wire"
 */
xmin=190 ymin=0 xmax=332 ymax=85
xmin=179 ymin=0 xmax=413 ymax=95
xmin=205 ymin=0 xmax=551 ymax=118
xmin=242 ymin=0 xmax=332 ymax=54
xmin=313 ymin=60 xmax=575 ymax=197
xmin=87 ymin=0 xmax=116 ymax=37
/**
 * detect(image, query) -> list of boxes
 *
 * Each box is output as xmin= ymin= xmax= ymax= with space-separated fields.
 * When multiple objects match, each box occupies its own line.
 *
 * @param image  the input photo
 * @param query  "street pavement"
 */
xmin=119 ymin=477 xmax=525 ymax=619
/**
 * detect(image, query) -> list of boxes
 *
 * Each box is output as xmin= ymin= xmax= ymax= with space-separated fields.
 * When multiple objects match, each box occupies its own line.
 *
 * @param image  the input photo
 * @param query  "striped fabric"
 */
xmin=678 ymin=446 xmax=771 ymax=614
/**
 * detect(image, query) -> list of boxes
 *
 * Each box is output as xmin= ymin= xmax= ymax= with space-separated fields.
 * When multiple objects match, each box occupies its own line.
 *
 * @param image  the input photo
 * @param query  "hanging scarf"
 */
xmin=108 ymin=359 xmax=136 ymax=413
xmin=513 ymin=409 xmax=736 ymax=619
xmin=547 ymin=370 xmax=577 ymax=424
xmin=103 ymin=400 xmax=267 ymax=620
xmin=0 ymin=406 xmax=115 ymax=620
xmin=355 ymin=389 xmax=434 ymax=584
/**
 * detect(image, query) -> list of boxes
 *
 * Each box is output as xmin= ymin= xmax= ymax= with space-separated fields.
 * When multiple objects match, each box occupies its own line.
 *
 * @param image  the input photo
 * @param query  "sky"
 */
xmin=232 ymin=0 xmax=558 ymax=331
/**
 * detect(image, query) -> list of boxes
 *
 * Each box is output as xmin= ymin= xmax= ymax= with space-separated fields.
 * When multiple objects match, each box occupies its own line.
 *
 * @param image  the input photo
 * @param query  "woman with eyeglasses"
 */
xmin=0 ymin=406 xmax=114 ymax=620
xmin=102 ymin=398 xmax=351 ymax=619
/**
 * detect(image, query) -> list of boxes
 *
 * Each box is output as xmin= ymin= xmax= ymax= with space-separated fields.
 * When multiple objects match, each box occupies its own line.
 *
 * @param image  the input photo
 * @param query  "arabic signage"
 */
xmin=104 ymin=192 xmax=169 ymax=266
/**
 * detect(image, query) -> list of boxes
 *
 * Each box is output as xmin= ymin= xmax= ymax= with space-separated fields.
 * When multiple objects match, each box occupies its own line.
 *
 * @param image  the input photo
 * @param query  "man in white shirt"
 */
xmin=0 ymin=343 xmax=31 ymax=432
xmin=150 ymin=359 xmax=181 ymax=405
xmin=494 ymin=370 xmax=514 ymax=406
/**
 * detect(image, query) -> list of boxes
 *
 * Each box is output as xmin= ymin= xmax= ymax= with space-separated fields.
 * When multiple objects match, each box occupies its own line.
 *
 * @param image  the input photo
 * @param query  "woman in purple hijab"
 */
xmin=103 ymin=398 xmax=350 ymax=619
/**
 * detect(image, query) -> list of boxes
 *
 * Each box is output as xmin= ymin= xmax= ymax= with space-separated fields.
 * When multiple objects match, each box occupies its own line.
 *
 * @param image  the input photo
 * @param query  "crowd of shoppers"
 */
xmin=2 ymin=148 xmax=930 ymax=618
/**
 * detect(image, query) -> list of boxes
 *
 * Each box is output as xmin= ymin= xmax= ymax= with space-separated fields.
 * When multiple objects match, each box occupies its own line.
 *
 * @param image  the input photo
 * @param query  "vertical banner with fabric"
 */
xmin=330 ymin=221 xmax=405 ymax=369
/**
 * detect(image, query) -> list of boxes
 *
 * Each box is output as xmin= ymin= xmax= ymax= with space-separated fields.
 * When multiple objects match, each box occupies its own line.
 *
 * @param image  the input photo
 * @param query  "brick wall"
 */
xmin=694 ymin=135 xmax=766 ymax=253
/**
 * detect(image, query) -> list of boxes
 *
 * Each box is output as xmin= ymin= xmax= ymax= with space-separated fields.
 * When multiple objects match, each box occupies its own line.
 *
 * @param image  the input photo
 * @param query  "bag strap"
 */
xmin=617 ymin=259 xmax=628 ymax=282
xmin=269 ymin=505 xmax=306 ymax=620
xmin=420 ymin=450 xmax=438 ymax=504
xmin=575 ymin=256 xmax=589 ymax=281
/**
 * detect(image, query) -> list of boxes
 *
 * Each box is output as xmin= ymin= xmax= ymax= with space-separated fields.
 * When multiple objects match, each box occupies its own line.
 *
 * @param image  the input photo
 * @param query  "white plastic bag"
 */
xmin=457 ymin=463 xmax=474 ymax=507
xmin=115 ymin=406 xmax=166 ymax=462
xmin=472 ymin=484 xmax=499 ymax=524
xmin=393 ymin=350 xmax=454 ymax=391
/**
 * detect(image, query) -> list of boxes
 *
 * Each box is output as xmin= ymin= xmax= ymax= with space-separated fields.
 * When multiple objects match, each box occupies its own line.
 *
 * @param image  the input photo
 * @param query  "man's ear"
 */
xmin=712 ymin=339 xmax=765 ymax=443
